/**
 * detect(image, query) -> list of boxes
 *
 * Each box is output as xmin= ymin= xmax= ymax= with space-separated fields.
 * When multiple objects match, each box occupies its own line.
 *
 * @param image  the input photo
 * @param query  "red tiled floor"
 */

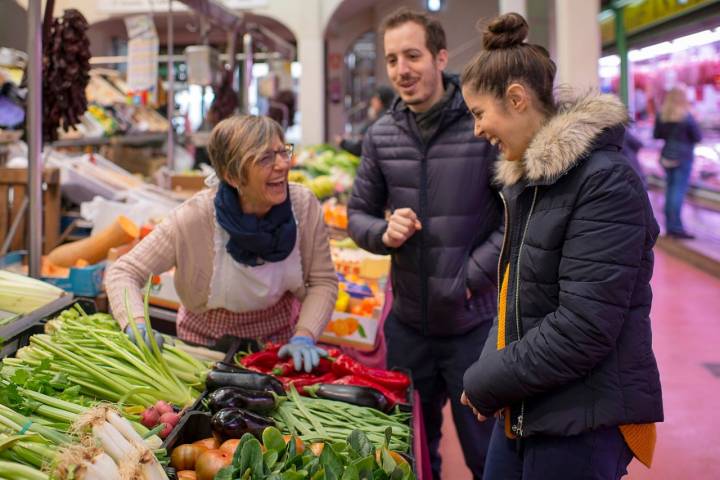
xmin=438 ymin=249 xmax=720 ymax=479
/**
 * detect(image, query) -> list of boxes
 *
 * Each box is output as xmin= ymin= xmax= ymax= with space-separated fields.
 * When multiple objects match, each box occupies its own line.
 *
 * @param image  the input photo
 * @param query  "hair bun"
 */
xmin=483 ymin=12 xmax=528 ymax=50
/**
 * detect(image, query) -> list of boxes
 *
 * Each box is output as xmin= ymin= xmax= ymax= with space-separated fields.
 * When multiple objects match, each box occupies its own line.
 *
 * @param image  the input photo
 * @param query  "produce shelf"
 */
xmin=50 ymin=132 xmax=167 ymax=148
xmin=0 ymin=295 xmax=96 ymax=358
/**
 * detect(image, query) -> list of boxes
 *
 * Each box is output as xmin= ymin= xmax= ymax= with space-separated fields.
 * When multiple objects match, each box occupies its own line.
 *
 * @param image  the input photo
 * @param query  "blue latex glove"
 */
xmin=278 ymin=336 xmax=328 ymax=373
xmin=124 ymin=324 xmax=165 ymax=351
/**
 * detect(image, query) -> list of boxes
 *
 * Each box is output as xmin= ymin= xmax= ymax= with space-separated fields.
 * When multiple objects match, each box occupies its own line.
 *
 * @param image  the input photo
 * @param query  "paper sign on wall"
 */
xmin=124 ymin=14 xmax=159 ymax=93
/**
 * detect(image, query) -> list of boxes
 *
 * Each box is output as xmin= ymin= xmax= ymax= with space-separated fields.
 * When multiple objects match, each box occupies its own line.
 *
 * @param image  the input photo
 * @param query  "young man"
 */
xmin=347 ymin=8 xmax=502 ymax=479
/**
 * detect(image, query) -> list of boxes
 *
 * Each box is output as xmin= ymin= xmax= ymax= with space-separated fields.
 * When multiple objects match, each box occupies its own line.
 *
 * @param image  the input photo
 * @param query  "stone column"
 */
xmin=499 ymin=0 xmax=526 ymax=17
xmin=297 ymin=1 xmax=325 ymax=145
xmin=554 ymin=0 xmax=601 ymax=90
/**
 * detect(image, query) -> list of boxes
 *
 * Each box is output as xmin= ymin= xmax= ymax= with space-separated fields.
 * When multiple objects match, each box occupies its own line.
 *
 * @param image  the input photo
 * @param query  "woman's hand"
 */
xmin=461 ymin=391 xmax=493 ymax=423
xmin=278 ymin=335 xmax=328 ymax=373
xmin=124 ymin=321 xmax=165 ymax=351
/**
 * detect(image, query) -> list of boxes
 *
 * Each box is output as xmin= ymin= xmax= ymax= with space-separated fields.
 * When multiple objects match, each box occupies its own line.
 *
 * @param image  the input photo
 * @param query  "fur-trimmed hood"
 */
xmin=495 ymin=93 xmax=629 ymax=187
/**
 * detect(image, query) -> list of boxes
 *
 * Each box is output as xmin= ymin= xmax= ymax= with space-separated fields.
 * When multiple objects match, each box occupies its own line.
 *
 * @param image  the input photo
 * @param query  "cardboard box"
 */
xmin=319 ymin=310 xmax=379 ymax=352
xmin=170 ymin=173 xmax=206 ymax=192
xmin=101 ymin=144 xmax=166 ymax=177
xmin=148 ymin=270 xmax=180 ymax=310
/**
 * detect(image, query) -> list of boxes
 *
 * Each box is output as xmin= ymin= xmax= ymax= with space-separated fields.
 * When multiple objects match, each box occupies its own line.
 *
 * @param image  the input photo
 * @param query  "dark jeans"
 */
xmin=664 ymin=161 xmax=693 ymax=234
xmin=384 ymin=313 xmax=494 ymax=480
xmin=484 ymin=419 xmax=634 ymax=480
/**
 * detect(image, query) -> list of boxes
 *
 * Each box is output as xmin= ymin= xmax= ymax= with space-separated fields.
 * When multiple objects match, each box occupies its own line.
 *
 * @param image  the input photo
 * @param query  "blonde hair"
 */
xmin=660 ymin=88 xmax=689 ymax=123
xmin=207 ymin=115 xmax=284 ymax=185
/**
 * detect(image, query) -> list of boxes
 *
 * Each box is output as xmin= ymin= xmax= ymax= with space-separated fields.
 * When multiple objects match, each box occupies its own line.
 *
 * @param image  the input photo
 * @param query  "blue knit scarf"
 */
xmin=214 ymin=181 xmax=297 ymax=266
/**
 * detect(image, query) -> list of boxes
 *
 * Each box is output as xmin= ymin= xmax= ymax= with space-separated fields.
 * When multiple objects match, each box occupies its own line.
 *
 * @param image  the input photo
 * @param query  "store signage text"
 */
xmin=601 ymin=0 xmax=714 ymax=45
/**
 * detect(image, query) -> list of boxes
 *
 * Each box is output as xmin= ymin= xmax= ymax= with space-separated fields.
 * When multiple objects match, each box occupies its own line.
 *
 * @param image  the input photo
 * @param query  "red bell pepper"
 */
xmin=272 ymin=359 xmax=297 ymax=377
xmin=332 ymin=375 xmax=408 ymax=406
xmin=325 ymin=347 xmax=343 ymax=358
xmin=315 ymin=357 xmax=333 ymax=374
xmin=239 ymin=350 xmax=280 ymax=371
xmin=280 ymin=372 xmax=337 ymax=393
xmin=263 ymin=342 xmax=283 ymax=352
xmin=331 ymin=354 xmax=411 ymax=391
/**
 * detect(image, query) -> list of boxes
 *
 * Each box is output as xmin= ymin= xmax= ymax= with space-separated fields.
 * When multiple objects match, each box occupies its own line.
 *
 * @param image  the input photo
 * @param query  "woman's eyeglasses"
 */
xmin=256 ymin=144 xmax=294 ymax=169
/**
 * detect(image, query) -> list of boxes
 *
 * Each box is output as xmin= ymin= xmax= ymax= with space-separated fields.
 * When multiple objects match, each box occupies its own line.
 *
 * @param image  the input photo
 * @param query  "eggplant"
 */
xmin=206 ymin=369 xmax=286 ymax=396
xmin=207 ymin=386 xmax=278 ymax=414
xmin=305 ymin=384 xmax=390 ymax=412
xmin=211 ymin=407 xmax=275 ymax=441
xmin=213 ymin=362 xmax=251 ymax=374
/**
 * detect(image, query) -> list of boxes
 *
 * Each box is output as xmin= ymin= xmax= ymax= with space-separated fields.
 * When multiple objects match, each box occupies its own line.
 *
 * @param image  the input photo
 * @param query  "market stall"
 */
xmin=0 ymin=0 xmax=431 ymax=476
xmin=0 ymin=291 xmax=424 ymax=479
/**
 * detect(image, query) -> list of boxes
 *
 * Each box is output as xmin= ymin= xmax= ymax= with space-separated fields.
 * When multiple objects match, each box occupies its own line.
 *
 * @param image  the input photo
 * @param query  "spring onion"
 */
xmin=0 ymin=271 xmax=64 ymax=315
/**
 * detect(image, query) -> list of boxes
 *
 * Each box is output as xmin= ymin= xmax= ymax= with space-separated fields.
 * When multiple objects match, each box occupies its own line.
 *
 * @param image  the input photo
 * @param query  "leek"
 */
xmin=0 ymin=271 xmax=64 ymax=315
xmin=0 ymin=461 xmax=48 ymax=480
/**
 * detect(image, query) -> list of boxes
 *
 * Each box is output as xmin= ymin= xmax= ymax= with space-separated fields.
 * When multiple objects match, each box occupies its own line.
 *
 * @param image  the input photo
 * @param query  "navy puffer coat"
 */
xmin=347 ymin=74 xmax=503 ymax=336
xmin=463 ymin=93 xmax=663 ymax=437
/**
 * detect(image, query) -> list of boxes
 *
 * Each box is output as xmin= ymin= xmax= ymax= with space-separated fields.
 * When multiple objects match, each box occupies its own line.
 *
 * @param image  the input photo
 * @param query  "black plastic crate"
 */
xmin=162 ymin=410 xmax=213 ymax=451
xmin=0 ymin=297 xmax=96 ymax=359
xmin=163 ymin=410 xmax=417 ymax=475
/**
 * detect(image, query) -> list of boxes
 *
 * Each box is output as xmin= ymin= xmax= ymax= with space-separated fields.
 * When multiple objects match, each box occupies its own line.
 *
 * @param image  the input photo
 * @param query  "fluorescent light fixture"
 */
xmin=695 ymin=145 xmax=718 ymax=162
xmin=252 ymin=63 xmax=269 ymax=77
xmin=426 ymin=0 xmax=442 ymax=12
xmin=598 ymin=10 xmax=614 ymax=22
xmin=673 ymin=29 xmax=720 ymax=49
xmin=626 ymin=28 xmax=720 ymax=62
xmin=291 ymin=61 xmax=301 ymax=78
xmin=616 ymin=0 xmax=645 ymax=7
xmin=599 ymin=55 xmax=621 ymax=67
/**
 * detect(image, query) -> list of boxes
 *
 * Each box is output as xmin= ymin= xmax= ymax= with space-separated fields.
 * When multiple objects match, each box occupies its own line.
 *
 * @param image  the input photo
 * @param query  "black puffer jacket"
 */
xmin=348 ymin=75 xmax=502 ymax=336
xmin=463 ymin=93 xmax=663 ymax=437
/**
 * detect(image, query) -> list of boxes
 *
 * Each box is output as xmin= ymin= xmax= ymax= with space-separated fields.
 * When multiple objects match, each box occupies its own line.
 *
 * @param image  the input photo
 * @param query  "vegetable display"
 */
xmin=0 ymin=270 xmax=65 ymax=315
xmin=272 ymin=386 xmax=411 ymax=453
xmin=171 ymin=426 xmax=414 ymax=480
xmin=0 ymin=287 xmax=418 ymax=478
xmin=5 ymin=305 xmax=205 ymax=408
xmin=235 ymin=345 xmax=411 ymax=410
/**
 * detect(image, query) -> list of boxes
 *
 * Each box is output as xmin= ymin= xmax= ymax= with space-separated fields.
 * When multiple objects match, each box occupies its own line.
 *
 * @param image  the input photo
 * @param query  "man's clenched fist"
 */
xmin=382 ymin=208 xmax=422 ymax=248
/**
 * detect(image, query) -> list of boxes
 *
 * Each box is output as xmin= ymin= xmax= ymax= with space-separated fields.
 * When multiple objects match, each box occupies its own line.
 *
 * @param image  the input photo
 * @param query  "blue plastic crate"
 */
xmin=0 ymin=250 xmax=105 ymax=297
xmin=42 ymin=262 xmax=105 ymax=297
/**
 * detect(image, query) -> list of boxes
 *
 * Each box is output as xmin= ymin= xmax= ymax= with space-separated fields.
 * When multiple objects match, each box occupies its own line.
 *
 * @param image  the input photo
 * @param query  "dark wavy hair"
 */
xmin=461 ymin=12 xmax=557 ymax=117
xmin=380 ymin=7 xmax=447 ymax=58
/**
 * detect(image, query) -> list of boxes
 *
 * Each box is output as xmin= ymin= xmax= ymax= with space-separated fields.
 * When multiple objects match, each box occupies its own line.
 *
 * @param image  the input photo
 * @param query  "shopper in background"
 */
xmin=106 ymin=115 xmax=337 ymax=372
xmin=336 ymin=85 xmax=395 ymax=156
xmin=267 ymin=90 xmax=296 ymax=131
xmin=347 ymin=8 xmax=502 ymax=479
xmin=623 ymin=126 xmax=647 ymax=188
xmin=654 ymin=87 xmax=702 ymax=239
xmin=459 ymin=13 xmax=663 ymax=479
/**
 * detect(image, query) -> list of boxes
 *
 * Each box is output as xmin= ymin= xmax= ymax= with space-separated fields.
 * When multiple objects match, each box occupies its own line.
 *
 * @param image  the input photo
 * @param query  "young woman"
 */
xmin=106 ymin=115 xmax=337 ymax=372
xmin=654 ymin=87 xmax=702 ymax=239
xmin=459 ymin=13 xmax=663 ymax=479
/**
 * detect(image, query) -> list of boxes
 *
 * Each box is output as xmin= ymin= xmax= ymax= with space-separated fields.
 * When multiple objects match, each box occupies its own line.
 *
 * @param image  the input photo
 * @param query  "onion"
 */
xmin=193 ymin=437 xmax=220 ymax=450
xmin=219 ymin=438 xmax=241 ymax=456
xmin=283 ymin=434 xmax=305 ymax=454
xmin=310 ymin=442 xmax=325 ymax=456
xmin=159 ymin=411 xmax=181 ymax=427
xmin=159 ymin=422 xmax=174 ymax=439
xmin=140 ymin=407 xmax=160 ymax=428
xmin=170 ymin=444 xmax=206 ymax=470
xmin=155 ymin=400 xmax=174 ymax=415
xmin=195 ymin=449 xmax=232 ymax=480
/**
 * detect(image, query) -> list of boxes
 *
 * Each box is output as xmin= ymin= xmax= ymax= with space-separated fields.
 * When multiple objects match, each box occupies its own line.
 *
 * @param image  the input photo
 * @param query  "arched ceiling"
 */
xmin=89 ymin=11 xmax=295 ymax=49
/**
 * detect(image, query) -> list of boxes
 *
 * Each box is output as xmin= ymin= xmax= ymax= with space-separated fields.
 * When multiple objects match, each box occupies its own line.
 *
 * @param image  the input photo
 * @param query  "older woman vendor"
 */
xmin=106 ymin=115 xmax=338 ymax=372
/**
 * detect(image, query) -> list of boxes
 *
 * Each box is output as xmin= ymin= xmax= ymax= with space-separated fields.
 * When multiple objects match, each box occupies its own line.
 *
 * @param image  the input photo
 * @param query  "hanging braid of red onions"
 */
xmin=42 ymin=8 xmax=91 ymax=142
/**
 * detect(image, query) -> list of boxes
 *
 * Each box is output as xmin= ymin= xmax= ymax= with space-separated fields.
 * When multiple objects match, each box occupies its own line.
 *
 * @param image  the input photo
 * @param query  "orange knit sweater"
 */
xmin=496 ymin=266 xmax=656 ymax=466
